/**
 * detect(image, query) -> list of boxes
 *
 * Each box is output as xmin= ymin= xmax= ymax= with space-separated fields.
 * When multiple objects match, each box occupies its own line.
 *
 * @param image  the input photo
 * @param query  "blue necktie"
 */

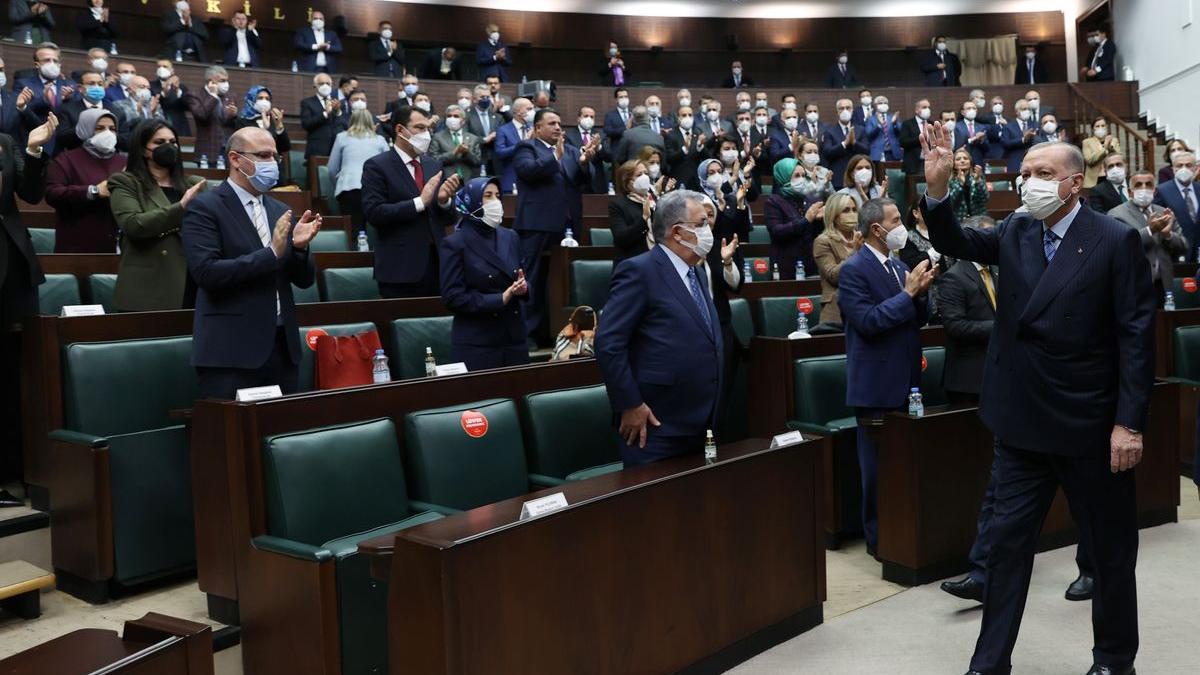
xmin=883 ymin=259 xmax=903 ymax=290
xmin=686 ymin=267 xmax=713 ymax=337
xmin=1043 ymin=229 xmax=1060 ymax=262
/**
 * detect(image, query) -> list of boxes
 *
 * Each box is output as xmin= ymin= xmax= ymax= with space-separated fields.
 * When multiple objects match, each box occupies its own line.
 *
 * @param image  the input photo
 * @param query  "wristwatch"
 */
xmin=1120 ymin=425 xmax=1141 ymax=435
xmin=87 ymin=185 xmax=99 ymax=199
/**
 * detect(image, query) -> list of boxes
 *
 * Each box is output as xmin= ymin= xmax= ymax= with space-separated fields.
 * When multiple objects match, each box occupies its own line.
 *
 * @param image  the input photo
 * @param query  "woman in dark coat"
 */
xmin=608 ymin=159 xmax=654 ymax=265
xmin=438 ymin=177 xmax=529 ymax=371
xmin=763 ymin=157 xmax=823 ymax=279
xmin=45 ymin=108 xmax=127 ymax=253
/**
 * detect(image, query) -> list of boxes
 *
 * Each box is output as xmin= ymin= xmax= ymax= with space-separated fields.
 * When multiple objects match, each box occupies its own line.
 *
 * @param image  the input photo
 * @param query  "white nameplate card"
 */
xmin=518 ymin=492 xmax=569 ymax=521
xmin=61 ymin=304 xmax=105 ymax=317
xmin=235 ymin=385 xmax=283 ymax=402
xmin=435 ymin=362 xmax=469 ymax=376
xmin=770 ymin=431 xmax=805 ymax=449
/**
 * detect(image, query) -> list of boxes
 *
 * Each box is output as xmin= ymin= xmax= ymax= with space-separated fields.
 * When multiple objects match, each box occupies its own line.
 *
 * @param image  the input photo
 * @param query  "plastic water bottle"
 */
xmin=371 ymin=350 xmax=391 ymax=384
xmin=607 ymin=182 xmax=615 ymax=196
xmin=424 ymin=347 xmax=437 ymax=377
xmin=215 ymin=155 xmax=225 ymax=170
xmin=521 ymin=75 xmax=528 ymax=84
xmin=908 ymin=388 xmax=925 ymax=418
xmin=560 ymin=228 xmax=579 ymax=248
xmin=291 ymin=60 xmax=299 ymax=73
xmin=198 ymin=154 xmax=209 ymax=169
xmin=704 ymin=429 xmax=717 ymax=462
xmin=788 ymin=312 xmax=812 ymax=340
xmin=1165 ymin=291 xmax=1177 ymax=311
xmin=110 ymin=43 xmax=118 ymax=55
xmin=479 ymin=163 xmax=488 ymax=177
xmin=795 ymin=260 xmax=806 ymax=279
xmin=743 ymin=259 xmax=753 ymax=283
xmin=175 ymin=50 xmax=183 ymax=63
xmin=356 ymin=231 xmax=369 ymax=252
xmin=772 ymin=263 xmax=780 ymax=281
xmin=24 ymin=30 xmax=32 ymax=45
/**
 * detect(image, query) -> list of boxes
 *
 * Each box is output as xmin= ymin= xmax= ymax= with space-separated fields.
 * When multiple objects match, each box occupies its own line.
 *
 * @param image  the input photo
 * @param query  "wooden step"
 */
xmin=0 ymin=560 xmax=55 ymax=619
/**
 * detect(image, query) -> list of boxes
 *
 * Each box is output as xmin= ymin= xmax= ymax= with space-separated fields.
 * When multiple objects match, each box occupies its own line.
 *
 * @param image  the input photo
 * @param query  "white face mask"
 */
xmin=737 ymin=120 xmax=751 ymax=134
xmin=679 ymin=224 xmax=714 ymax=258
xmin=311 ymin=19 xmax=324 ymax=30
xmin=1028 ymin=99 xmax=1040 ymax=109
xmin=489 ymin=32 xmax=500 ymax=42
xmin=784 ymin=102 xmax=797 ymax=111
xmin=175 ymin=1 xmax=188 ymax=12
xmin=1020 ymin=175 xmax=1072 ymax=220
xmin=1042 ymin=122 xmax=1057 ymax=135
xmin=943 ymin=121 xmax=956 ymax=132
xmin=801 ymin=152 xmax=820 ymax=167
xmin=479 ymin=199 xmax=503 ymax=228
xmin=805 ymin=112 xmax=819 ymax=124
xmin=973 ymin=98 xmax=986 ymax=108
xmin=1093 ymin=126 xmax=1108 ymax=139
xmin=616 ymin=97 xmax=629 ymax=109
xmin=854 ymin=167 xmax=873 ymax=187
xmin=755 ymin=115 xmax=769 ymax=126
xmin=918 ymin=107 xmax=931 ymax=120
xmin=0 ymin=73 xmax=6 ymax=90
xmin=783 ymin=117 xmax=798 ymax=131
xmin=92 ymin=58 xmax=108 ymax=72
xmin=838 ymin=110 xmax=852 ymax=123
xmin=876 ymin=103 xmax=889 ymax=114
xmin=678 ymin=116 xmax=694 ymax=130
xmin=415 ymin=101 xmax=431 ymax=113
xmin=732 ymin=68 xmax=743 ymax=76
xmin=381 ymin=29 xmax=393 ymax=40
xmin=647 ymin=163 xmax=661 ymax=180
xmin=317 ymin=83 xmax=332 ymax=97
xmin=1176 ymin=167 xmax=1196 ymax=185
xmin=1132 ymin=189 xmax=1154 ymax=207
xmin=860 ymin=96 xmax=872 ymax=107
xmin=39 ymin=62 xmax=61 ymax=80
xmin=738 ymin=101 xmax=751 ymax=111
xmin=254 ymin=99 xmax=272 ymax=114
xmin=135 ymin=88 xmax=152 ymax=102
xmin=405 ymin=128 xmax=432 ymax=154
xmin=992 ymin=103 xmax=1004 ymax=115
xmin=964 ymin=109 xmax=977 ymax=121
xmin=706 ymin=110 xmax=720 ymax=123
xmin=755 ymin=100 xmax=767 ymax=109
xmin=790 ymin=177 xmax=806 ymax=191
xmin=678 ymin=97 xmax=691 ymax=108
xmin=632 ymin=174 xmax=652 ymax=194
xmin=609 ymin=47 xmax=619 ymax=57
xmin=578 ymin=117 xmax=595 ymax=131
xmin=119 ymin=72 xmax=133 ymax=86
xmin=706 ymin=172 xmax=726 ymax=190
xmin=351 ymin=100 xmax=368 ymax=111
xmin=157 ymin=66 xmax=172 ymax=80
xmin=882 ymin=224 xmax=908 ymax=251
xmin=1106 ymin=166 xmax=1126 ymax=184
xmin=720 ymin=149 xmax=737 ymax=165
xmin=216 ymin=81 xmax=230 ymax=95
xmin=647 ymin=105 xmax=660 ymax=117
xmin=1018 ymin=109 xmax=1031 ymax=121
xmin=90 ymin=129 xmax=118 ymax=153
xmin=454 ymin=98 xmax=470 ymax=111
xmin=936 ymin=42 xmax=947 ymax=52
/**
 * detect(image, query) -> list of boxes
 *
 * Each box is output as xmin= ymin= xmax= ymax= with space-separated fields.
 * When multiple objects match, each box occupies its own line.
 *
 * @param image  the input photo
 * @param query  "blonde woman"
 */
xmin=811 ymin=192 xmax=862 ymax=328
xmin=1081 ymin=116 xmax=1121 ymax=188
xmin=328 ymin=108 xmax=389 ymax=235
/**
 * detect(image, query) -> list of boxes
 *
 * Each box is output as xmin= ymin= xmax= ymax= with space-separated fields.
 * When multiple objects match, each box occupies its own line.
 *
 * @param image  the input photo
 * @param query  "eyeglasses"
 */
xmin=675 ymin=219 xmax=711 ymax=230
xmin=236 ymin=150 xmax=280 ymax=162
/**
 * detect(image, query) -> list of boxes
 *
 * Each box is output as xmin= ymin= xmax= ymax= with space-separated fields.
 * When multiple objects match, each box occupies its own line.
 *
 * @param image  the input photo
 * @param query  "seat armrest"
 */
xmin=408 ymin=500 xmax=463 ymax=516
xmin=252 ymin=535 xmax=333 ymax=562
xmin=528 ymin=473 xmax=566 ymax=488
xmin=1162 ymin=376 xmax=1200 ymax=387
xmin=786 ymin=421 xmax=836 ymax=436
xmin=564 ymin=462 xmax=623 ymax=482
xmin=48 ymin=429 xmax=108 ymax=448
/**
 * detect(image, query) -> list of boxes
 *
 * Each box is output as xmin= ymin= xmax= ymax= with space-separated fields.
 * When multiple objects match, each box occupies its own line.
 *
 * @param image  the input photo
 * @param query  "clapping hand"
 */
xmin=179 ymin=179 xmax=206 ymax=208
xmin=720 ymin=234 xmax=739 ymax=263
xmin=903 ymin=259 xmax=936 ymax=297
xmin=848 ymin=230 xmax=864 ymax=252
xmin=437 ymin=173 xmax=462 ymax=204
xmin=25 ymin=113 xmax=57 ymax=152
xmin=919 ymin=120 xmax=955 ymax=199
xmin=804 ymin=200 xmax=825 ymax=223
xmin=554 ymin=136 xmax=564 ymax=161
xmin=290 ymin=210 xmax=323 ymax=251
xmin=502 ymin=269 xmax=528 ymax=304
xmin=1149 ymin=209 xmax=1173 ymax=234
xmin=15 ymin=87 xmax=32 ymax=111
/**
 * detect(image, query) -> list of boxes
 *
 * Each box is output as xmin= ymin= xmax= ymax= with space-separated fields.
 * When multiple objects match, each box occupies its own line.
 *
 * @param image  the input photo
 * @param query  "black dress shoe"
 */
xmin=963 ymin=671 xmax=986 ymax=675
xmin=1086 ymin=664 xmax=1135 ymax=675
xmin=1065 ymin=573 xmax=1094 ymax=601
xmin=0 ymin=489 xmax=23 ymax=507
xmin=941 ymin=576 xmax=984 ymax=603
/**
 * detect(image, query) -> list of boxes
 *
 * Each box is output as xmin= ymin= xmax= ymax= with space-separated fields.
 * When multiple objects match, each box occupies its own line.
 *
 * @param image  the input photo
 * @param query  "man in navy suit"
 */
xmin=850 ymin=89 xmax=873 ymax=127
xmin=513 ymin=108 xmax=596 ymax=341
xmin=293 ymin=11 xmax=342 ymax=73
xmin=181 ymin=127 xmax=322 ymax=400
xmin=161 ymin=2 xmax=208 ymax=62
xmin=1082 ymin=27 xmax=1117 ymax=82
xmin=825 ymin=51 xmax=860 ymax=89
xmin=361 ymin=105 xmax=462 ymax=298
xmin=864 ymin=96 xmax=902 ymax=162
xmin=220 ymin=11 xmax=261 ymax=69
xmin=595 ymin=189 xmax=723 ymax=465
xmin=14 ymin=43 xmax=73 ymax=151
xmin=921 ymin=125 xmax=1154 ymax=675
xmin=919 ymin=36 xmax=961 ymax=86
xmin=955 ymin=99 xmax=990 ymax=167
xmin=837 ymin=197 xmax=934 ymax=554
xmin=1015 ymin=46 xmax=1048 ymax=85
xmin=983 ymin=96 xmax=1009 ymax=162
xmin=820 ymin=98 xmax=869 ymax=189
xmin=493 ymin=97 xmax=533 ymax=194
xmin=1002 ymin=99 xmax=1038 ymax=172
xmin=477 ymin=23 xmax=511 ymax=83
xmin=0 ymin=57 xmax=24 ymax=138
xmin=602 ymin=87 xmax=632 ymax=146
xmin=1153 ymin=151 xmax=1199 ymax=260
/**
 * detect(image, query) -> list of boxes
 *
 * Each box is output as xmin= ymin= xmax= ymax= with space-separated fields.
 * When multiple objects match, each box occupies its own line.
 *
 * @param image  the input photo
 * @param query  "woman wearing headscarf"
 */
xmin=45 ymin=108 xmax=128 ymax=252
xmin=763 ymin=157 xmax=824 ymax=280
xmin=698 ymin=157 xmax=750 ymax=249
xmin=232 ymin=85 xmax=291 ymax=155
xmin=109 ymin=119 xmax=206 ymax=311
xmin=438 ymin=177 xmax=529 ymax=372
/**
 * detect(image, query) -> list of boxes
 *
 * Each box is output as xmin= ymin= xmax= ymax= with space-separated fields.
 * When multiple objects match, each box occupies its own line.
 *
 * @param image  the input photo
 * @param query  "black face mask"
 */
xmin=151 ymin=143 xmax=179 ymax=169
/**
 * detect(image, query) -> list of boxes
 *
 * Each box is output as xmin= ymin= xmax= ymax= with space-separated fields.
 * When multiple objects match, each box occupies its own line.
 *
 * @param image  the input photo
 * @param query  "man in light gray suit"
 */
xmin=111 ymin=75 xmax=165 ymax=141
xmin=430 ymin=104 xmax=483 ymax=181
xmin=612 ymin=105 xmax=666 ymax=167
xmin=1108 ymin=168 xmax=1188 ymax=306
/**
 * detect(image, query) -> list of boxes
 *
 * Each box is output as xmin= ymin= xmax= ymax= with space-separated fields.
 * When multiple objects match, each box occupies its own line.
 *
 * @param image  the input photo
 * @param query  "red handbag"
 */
xmin=313 ymin=330 xmax=384 ymax=390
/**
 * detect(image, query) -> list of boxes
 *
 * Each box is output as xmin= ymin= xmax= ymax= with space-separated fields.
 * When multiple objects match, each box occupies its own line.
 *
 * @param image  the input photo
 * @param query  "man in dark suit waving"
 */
xmin=361 ymin=105 xmax=462 ymax=298
xmin=920 ymin=124 xmax=1154 ymax=675
xmin=596 ymin=189 xmax=724 ymax=465
xmin=181 ymin=127 xmax=322 ymax=399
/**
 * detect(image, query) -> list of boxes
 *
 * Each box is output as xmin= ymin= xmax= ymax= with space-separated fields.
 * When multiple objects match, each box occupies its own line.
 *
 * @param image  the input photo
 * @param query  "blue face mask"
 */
xmin=84 ymin=85 xmax=105 ymax=103
xmin=403 ymin=84 xmax=419 ymax=98
xmin=237 ymin=153 xmax=279 ymax=192
xmin=477 ymin=96 xmax=491 ymax=110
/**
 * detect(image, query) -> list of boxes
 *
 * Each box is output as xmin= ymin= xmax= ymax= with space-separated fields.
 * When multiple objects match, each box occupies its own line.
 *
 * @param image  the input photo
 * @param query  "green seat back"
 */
xmin=522 ymin=385 xmax=620 ymax=480
xmin=745 ymin=256 xmax=773 ymax=282
xmin=63 ymin=336 xmax=196 ymax=436
xmin=1172 ymin=278 xmax=1200 ymax=310
xmin=389 ymin=316 xmax=453 ymax=379
xmin=920 ymin=347 xmax=947 ymax=406
xmin=29 ymin=228 xmax=55 ymax=253
xmin=755 ymin=296 xmax=821 ymax=337
xmin=292 ymin=283 xmax=320 ymax=304
xmin=886 ymin=168 xmax=907 ymax=205
xmin=289 ymin=151 xmax=307 ymax=189
xmin=748 ymin=225 xmax=770 ymax=244
xmin=322 ymin=267 xmax=381 ymax=302
xmin=38 ymin=274 xmax=80 ymax=315
xmin=792 ymin=355 xmax=852 ymax=426
xmin=88 ymin=274 xmax=117 ymax=310
xmin=1174 ymin=325 xmax=1200 ymax=382
xmin=569 ymin=260 xmax=613 ymax=309
xmin=729 ymin=297 xmax=753 ymax=347
xmin=296 ymin=322 xmax=377 ymax=392
xmin=589 ymin=228 xmax=613 ymax=246
xmin=318 ymin=165 xmax=340 ymax=214
xmin=404 ymin=398 xmax=529 ymax=511
xmin=308 ymin=229 xmax=349 ymax=252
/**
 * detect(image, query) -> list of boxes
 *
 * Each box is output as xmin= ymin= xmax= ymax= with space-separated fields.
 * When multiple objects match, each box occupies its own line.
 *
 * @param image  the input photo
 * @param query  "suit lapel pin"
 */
xmin=1077 ymin=248 xmax=1083 ymax=254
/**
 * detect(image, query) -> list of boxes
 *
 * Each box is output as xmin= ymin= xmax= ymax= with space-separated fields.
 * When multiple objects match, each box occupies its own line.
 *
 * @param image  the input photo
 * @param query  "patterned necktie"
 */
xmin=1118 ymin=184 xmax=1127 ymax=202
xmin=410 ymin=159 xmax=424 ymax=190
xmin=452 ymin=131 xmax=460 ymax=146
xmin=967 ymin=121 xmax=974 ymax=136
xmin=1186 ymin=186 xmax=1198 ymax=223
xmin=883 ymin=259 xmax=903 ymax=290
xmin=978 ymin=266 xmax=997 ymax=309
xmin=686 ymin=267 xmax=713 ymax=337
xmin=1043 ymin=229 xmax=1060 ymax=262
xmin=249 ymin=199 xmax=280 ymax=317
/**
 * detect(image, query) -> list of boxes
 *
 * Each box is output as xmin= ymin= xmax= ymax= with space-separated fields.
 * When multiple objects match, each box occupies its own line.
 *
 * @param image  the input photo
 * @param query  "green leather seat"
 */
xmin=253 ymin=418 xmax=441 ymax=675
xmin=745 ymin=256 xmax=773 ymax=282
xmin=52 ymin=336 xmax=197 ymax=585
xmin=321 ymin=267 xmax=380 ymax=302
xmin=589 ymin=228 xmax=613 ymax=246
xmin=308 ymin=229 xmax=349 ymax=252
xmin=1172 ymin=278 xmax=1200 ymax=310
xmin=522 ymin=385 xmax=622 ymax=486
xmin=389 ymin=316 xmax=453 ymax=379
xmin=403 ymin=398 xmax=531 ymax=512
xmin=317 ymin=165 xmax=340 ymax=215
xmin=296 ymin=322 xmax=377 ymax=392
xmin=755 ymin=295 xmax=822 ymax=337
xmin=29 ymin=227 xmax=55 ymax=253
xmin=1173 ymin=325 xmax=1200 ymax=383
xmin=38 ymin=274 xmax=81 ymax=315
xmin=292 ymin=283 xmax=320 ymax=304
xmin=748 ymin=225 xmax=770 ymax=244
xmin=87 ymin=274 xmax=117 ymax=311
xmin=920 ymin=347 xmax=947 ymax=406
xmin=885 ymin=168 xmax=907 ymax=206
xmin=569 ymin=260 xmax=613 ymax=309
xmin=288 ymin=151 xmax=307 ymax=189
xmin=729 ymin=297 xmax=753 ymax=347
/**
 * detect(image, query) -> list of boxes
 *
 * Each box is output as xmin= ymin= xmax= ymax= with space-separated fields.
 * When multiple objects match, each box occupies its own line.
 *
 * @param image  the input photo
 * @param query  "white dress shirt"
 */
xmin=228 ymin=178 xmax=281 ymax=320
xmin=235 ymin=28 xmax=253 ymax=66
xmin=312 ymin=28 xmax=327 ymax=68
xmin=393 ymin=145 xmax=452 ymax=211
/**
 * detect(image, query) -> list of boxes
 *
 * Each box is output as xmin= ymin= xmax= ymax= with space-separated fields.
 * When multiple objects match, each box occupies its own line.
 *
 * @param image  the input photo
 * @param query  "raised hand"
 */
xmin=919 ymin=121 xmax=955 ymax=199
xmin=437 ymin=173 xmax=462 ymax=204
xmin=903 ymin=259 xmax=936 ymax=297
xmin=179 ymin=179 xmax=206 ymax=208
xmin=270 ymin=210 xmax=292 ymax=258
xmin=25 ymin=113 xmax=57 ymax=152
xmin=804 ymin=200 xmax=824 ymax=223
xmin=849 ymin=230 xmax=864 ymax=252
xmin=291 ymin=210 xmax=323 ymax=250
xmin=16 ymin=87 xmax=32 ymax=110
xmin=720 ymin=234 xmax=739 ymax=262
xmin=419 ymin=170 xmax=444 ymax=205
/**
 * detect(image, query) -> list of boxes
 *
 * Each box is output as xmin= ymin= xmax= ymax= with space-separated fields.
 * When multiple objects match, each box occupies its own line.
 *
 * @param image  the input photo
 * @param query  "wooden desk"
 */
xmin=1153 ymin=308 xmax=1200 ymax=377
xmin=0 ymin=612 xmax=213 ymax=675
xmin=359 ymin=437 xmax=828 ymax=675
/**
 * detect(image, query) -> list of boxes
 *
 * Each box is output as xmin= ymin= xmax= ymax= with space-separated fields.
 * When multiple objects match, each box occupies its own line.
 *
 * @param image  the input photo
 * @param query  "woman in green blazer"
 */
xmin=110 ymin=119 xmax=206 ymax=312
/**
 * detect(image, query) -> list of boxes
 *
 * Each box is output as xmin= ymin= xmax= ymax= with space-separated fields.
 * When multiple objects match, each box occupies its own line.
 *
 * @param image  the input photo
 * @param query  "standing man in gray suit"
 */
xmin=430 ymin=104 xmax=482 ymax=181
xmin=1108 ymin=168 xmax=1188 ymax=307
xmin=612 ymin=105 xmax=666 ymax=167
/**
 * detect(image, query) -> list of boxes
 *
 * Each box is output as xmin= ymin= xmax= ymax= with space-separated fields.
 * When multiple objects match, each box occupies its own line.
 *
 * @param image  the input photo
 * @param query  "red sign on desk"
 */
xmin=753 ymin=259 xmax=769 ymax=275
xmin=796 ymin=298 xmax=814 ymax=314
xmin=921 ymin=355 xmax=928 ymax=372
xmin=1185 ymin=278 xmax=1198 ymax=293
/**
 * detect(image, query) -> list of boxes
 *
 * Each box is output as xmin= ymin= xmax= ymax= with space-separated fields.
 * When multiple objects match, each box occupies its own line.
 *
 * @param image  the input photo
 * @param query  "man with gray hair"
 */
xmin=612 ymin=104 xmax=666 ymax=166
xmin=185 ymin=64 xmax=237 ymax=161
xmin=466 ymin=83 xmax=503 ymax=176
xmin=596 ymin=189 xmax=724 ymax=465
xmin=430 ymin=103 xmax=482 ymax=180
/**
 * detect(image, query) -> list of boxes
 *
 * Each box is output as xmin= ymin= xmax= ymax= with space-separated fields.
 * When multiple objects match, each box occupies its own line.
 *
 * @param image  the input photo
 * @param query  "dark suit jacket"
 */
xmin=53 ymin=98 xmax=114 ymax=154
xmin=0 ymin=134 xmax=47 ymax=294
xmin=922 ymin=196 xmax=1155 ymax=455
xmin=664 ymin=127 xmax=705 ymax=191
xmin=955 ymin=120 xmax=991 ymax=166
xmin=721 ymin=74 xmax=755 ymax=88
xmin=609 ymin=196 xmax=651 ymax=265
xmin=838 ymin=247 xmax=927 ymax=408
xmin=1003 ymin=118 xmax=1037 ymax=171
xmin=14 ymin=74 xmax=72 ymax=154
xmin=1108 ymin=200 xmax=1188 ymax=290
xmin=45 ymin=146 xmax=126 ymax=252
xmin=603 ymin=108 xmax=632 ymax=144
xmin=1089 ymin=179 xmax=1126 ymax=214
xmin=563 ymin=126 xmax=607 ymax=194
xmin=595 ymin=245 xmax=723 ymax=443
xmin=367 ymin=38 xmax=405 ymax=77
xmin=1085 ymin=40 xmax=1117 ymax=81
xmin=1014 ymin=57 xmax=1048 ymax=85
xmin=438 ymin=221 xmax=526 ymax=348
xmin=919 ymin=49 xmax=961 ymax=86
xmin=939 ymin=260 xmax=996 ymax=395
xmin=182 ymin=180 xmax=314 ymax=369
xmin=612 ymin=123 xmax=666 ymax=166
xmin=151 ymin=79 xmax=191 ymax=136
xmin=897 ymin=117 xmax=926 ymax=175
xmin=293 ymin=27 xmax=343 ymax=72
xmin=764 ymin=193 xmax=819 ymax=278
xmin=513 ymin=139 xmax=586 ymax=234
xmin=160 ymin=11 xmax=208 ymax=61
xmin=360 ymin=149 xmax=455 ymax=285
xmin=419 ymin=52 xmax=462 ymax=80
xmin=0 ymin=89 xmax=21 ymax=138
xmin=825 ymin=63 xmax=860 ymax=89
xmin=76 ymin=8 xmax=118 ymax=50
xmin=299 ymin=95 xmax=346 ymax=157
xmin=820 ymin=123 xmax=869 ymax=189
xmin=1153 ymin=180 xmax=1200 ymax=261
xmin=476 ymin=40 xmax=510 ymax=82
xmin=220 ymin=26 xmax=261 ymax=67
xmin=493 ymin=121 xmax=524 ymax=193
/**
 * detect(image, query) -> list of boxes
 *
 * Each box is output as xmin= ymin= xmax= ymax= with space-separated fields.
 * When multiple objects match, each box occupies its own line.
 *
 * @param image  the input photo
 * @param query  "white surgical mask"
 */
xmin=706 ymin=110 xmax=720 ymax=122
xmin=801 ymin=152 xmax=819 ymax=167
xmin=119 ymin=72 xmax=133 ymax=86
xmin=609 ymin=47 xmax=618 ymax=57
xmin=992 ymin=103 xmax=1004 ymax=115
xmin=0 ymin=73 xmax=7 ymax=90
xmin=39 ymin=62 xmax=61 ymax=80
xmin=1176 ymin=167 xmax=1196 ymax=185
xmin=783 ymin=117 xmax=798 ymax=131
xmin=317 ymin=83 xmax=332 ymax=97
xmin=737 ymin=120 xmax=751 ymax=134
xmin=1028 ymin=98 xmax=1040 ymax=109
xmin=157 ymin=66 xmax=172 ymax=80
xmin=92 ymin=58 xmax=108 ymax=72
xmin=679 ymin=97 xmax=691 ymax=108
xmin=854 ymin=167 xmax=873 ymax=187
xmin=1026 ymin=52 xmax=1036 ymax=59
xmin=1093 ymin=126 xmax=1108 ymax=139
xmin=254 ymin=99 xmax=272 ymax=114
xmin=1018 ymin=109 xmax=1031 ymax=121
xmin=918 ymin=107 xmax=931 ymax=120
xmin=1106 ymin=166 xmax=1126 ymax=184
xmin=964 ymin=109 xmax=977 ymax=121
xmin=444 ymin=116 xmax=462 ymax=130
xmin=738 ymin=101 xmax=751 ymax=112
xmin=381 ymin=29 xmax=393 ymax=40
xmin=876 ymin=103 xmax=889 ymax=114
xmin=632 ymin=174 xmax=652 ymax=194
xmin=805 ymin=112 xmax=819 ymax=124
xmin=1042 ymin=122 xmax=1057 ymax=135
xmin=90 ymin=129 xmax=117 ymax=154
xmin=1132 ymin=189 xmax=1154 ymax=208
xmin=860 ymin=96 xmax=872 ymax=107
xmin=647 ymin=163 xmax=661 ymax=180
xmin=175 ymin=1 xmax=188 ymax=12
xmin=755 ymin=114 xmax=768 ymax=126
xmin=973 ymin=98 xmax=986 ymax=108
xmin=351 ymin=100 xmax=368 ymax=111
xmin=732 ymin=67 xmax=743 ymax=76
xmin=790 ymin=177 xmax=805 ymax=191
xmin=617 ymin=97 xmax=629 ymax=109
xmin=680 ymin=224 xmax=714 ymax=257
xmin=647 ymin=104 xmax=661 ymax=117
xmin=216 ymin=81 xmax=230 ymax=95
xmin=311 ymin=19 xmax=324 ymax=30
xmin=458 ymin=97 xmax=471 ymax=110
xmin=578 ymin=117 xmax=595 ymax=131
xmin=135 ymin=88 xmax=151 ymax=102
xmin=943 ymin=121 xmax=956 ymax=132
xmin=883 ymin=224 xmax=908 ymax=251
xmin=678 ymin=116 xmax=694 ymax=130
xmin=755 ymin=99 xmax=767 ymax=109
xmin=784 ymin=102 xmax=797 ymax=111
xmin=415 ymin=101 xmax=431 ymax=113
xmin=936 ymin=42 xmax=947 ymax=52
xmin=1020 ymin=175 xmax=1072 ymax=220
xmin=838 ymin=56 xmax=848 ymax=65
xmin=838 ymin=110 xmax=852 ymax=123
xmin=706 ymin=172 xmax=726 ymax=190
xmin=480 ymin=199 xmax=503 ymax=228
xmin=720 ymin=149 xmax=737 ymax=165
xmin=489 ymin=31 xmax=500 ymax=42
xmin=405 ymin=129 xmax=432 ymax=154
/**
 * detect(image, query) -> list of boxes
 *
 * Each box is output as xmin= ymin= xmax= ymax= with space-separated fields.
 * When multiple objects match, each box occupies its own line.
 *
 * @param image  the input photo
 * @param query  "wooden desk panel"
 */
xmin=0 ymin=613 xmax=212 ymax=675
xmin=1153 ymin=308 xmax=1200 ymax=377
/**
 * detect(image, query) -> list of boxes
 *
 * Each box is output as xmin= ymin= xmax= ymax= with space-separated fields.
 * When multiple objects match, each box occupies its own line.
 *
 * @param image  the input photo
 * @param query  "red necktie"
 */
xmin=410 ymin=159 xmax=424 ymax=190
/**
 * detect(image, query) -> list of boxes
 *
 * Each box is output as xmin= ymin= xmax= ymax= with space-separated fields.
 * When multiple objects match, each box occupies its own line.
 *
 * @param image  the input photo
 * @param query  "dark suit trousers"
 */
xmin=855 ymin=406 xmax=900 ymax=550
xmin=621 ymin=430 xmax=704 ymax=467
xmin=519 ymin=230 xmax=557 ymax=342
xmin=0 ymin=242 xmax=36 ymax=482
xmin=196 ymin=327 xmax=300 ymax=400
xmin=971 ymin=444 xmax=1137 ymax=674
xmin=378 ymin=244 xmax=440 ymax=298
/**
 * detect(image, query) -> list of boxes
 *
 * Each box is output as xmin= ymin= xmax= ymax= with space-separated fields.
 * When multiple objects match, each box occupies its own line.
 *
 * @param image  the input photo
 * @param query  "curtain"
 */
xmin=950 ymin=35 xmax=1017 ymax=87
